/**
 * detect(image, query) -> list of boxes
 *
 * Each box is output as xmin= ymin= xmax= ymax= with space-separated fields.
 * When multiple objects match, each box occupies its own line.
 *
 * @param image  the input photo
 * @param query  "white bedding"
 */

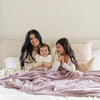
xmin=0 ymin=86 xmax=100 ymax=100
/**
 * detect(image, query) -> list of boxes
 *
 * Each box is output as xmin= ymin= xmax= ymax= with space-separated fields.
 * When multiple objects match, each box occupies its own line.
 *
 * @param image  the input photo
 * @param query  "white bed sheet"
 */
xmin=0 ymin=86 xmax=100 ymax=100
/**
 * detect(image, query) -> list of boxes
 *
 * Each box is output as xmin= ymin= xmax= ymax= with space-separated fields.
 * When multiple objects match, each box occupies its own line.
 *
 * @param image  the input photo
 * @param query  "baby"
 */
xmin=29 ymin=43 xmax=52 ymax=70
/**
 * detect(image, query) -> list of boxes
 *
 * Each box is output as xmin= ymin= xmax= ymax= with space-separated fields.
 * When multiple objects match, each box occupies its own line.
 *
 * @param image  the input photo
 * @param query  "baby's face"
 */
xmin=40 ymin=47 xmax=49 ymax=57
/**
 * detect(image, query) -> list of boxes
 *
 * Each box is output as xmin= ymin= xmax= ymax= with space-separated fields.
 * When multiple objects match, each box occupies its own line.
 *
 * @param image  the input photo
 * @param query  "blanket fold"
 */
xmin=0 ymin=67 xmax=100 ymax=97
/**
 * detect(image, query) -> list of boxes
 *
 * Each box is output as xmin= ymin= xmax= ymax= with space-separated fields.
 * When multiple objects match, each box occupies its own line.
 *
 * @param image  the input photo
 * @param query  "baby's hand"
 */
xmin=41 ymin=62 xmax=51 ymax=69
xmin=28 ymin=68 xmax=33 ymax=71
xmin=42 ymin=61 xmax=49 ymax=67
xmin=40 ymin=65 xmax=44 ymax=68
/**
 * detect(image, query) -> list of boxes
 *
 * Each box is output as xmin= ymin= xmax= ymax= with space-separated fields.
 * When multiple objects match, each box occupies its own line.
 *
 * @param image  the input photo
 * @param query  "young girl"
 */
xmin=52 ymin=38 xmax=77 ymax=71
xmin=29 ymin=43 xmax=52 ymax=70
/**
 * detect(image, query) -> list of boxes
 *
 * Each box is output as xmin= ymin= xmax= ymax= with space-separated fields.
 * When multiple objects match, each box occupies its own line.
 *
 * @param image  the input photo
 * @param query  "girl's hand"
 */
xmin=58 ymin=54 xmax=62 ymax=62
xmin=64 ymin=55 xmax=69 ymax=63
xmin=58 ymin=54 xmax=65 ymax=64
xmin=61 ymin=55 xmax=64 ymax=64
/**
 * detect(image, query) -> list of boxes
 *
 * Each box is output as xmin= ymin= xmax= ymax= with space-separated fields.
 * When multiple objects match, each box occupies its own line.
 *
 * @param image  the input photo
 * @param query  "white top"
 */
xmin=24 ymin=54 xmax=52 ymax=70
xmin=34 ymin=54 xmax=52 ymax=67
xmin=24 ymin=50 xmax=37 ymax=64
xmin=23 ymin=51 xmax=38 ymax=70
xmin=52 ymin=53 xmax=76 ymax=71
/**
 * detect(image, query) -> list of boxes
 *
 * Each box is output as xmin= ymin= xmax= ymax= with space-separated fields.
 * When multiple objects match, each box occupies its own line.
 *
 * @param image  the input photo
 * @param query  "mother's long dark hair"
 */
xmin=56 ymin=38 xmax=78 ymax=67
xmin=20 ymin=30 xmax=42 ymax=69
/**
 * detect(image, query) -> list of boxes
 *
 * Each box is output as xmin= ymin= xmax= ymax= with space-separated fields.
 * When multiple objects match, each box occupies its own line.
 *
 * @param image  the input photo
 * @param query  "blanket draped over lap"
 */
xmin=0 ymin=67 xmax=100 ymax=97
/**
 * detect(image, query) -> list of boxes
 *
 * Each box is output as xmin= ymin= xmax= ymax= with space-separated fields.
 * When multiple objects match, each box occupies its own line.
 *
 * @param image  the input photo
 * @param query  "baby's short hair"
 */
xmin=38 ymin=43 xmax=51 ymax=54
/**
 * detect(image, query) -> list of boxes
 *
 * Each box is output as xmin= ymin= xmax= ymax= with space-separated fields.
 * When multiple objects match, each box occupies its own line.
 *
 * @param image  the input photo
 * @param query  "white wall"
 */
xmin=0 ymin=0 xmax=2 ymax=40
xmin=0 ymin=0 xmax=1 ymax=68
xmin=0 ymin=0 xmax=100 ymax=40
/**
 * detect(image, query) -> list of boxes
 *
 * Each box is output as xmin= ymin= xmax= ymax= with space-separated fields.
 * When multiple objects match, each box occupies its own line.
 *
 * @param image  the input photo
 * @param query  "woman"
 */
xmin=52 ymin=38 xmax=78 ymax=71
xmin=20 ymin=30 xmax=50 ymax=70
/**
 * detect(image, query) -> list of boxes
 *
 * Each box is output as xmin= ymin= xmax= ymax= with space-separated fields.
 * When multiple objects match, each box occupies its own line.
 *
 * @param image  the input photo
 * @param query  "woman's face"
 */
xmin=56 ymin=43 xmax=65 ymax=55
xmin=29 ymin=34 xmax=40 ymax=47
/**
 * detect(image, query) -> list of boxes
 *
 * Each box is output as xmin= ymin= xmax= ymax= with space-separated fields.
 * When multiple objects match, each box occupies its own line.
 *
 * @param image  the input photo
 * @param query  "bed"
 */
xmin=0 ymin=39 xmax=100 ymax=100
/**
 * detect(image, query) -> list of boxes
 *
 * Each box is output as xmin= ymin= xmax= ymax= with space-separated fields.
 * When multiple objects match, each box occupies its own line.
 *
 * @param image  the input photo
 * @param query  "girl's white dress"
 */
xmin=52 ymin=53 xmax=75 ymax=71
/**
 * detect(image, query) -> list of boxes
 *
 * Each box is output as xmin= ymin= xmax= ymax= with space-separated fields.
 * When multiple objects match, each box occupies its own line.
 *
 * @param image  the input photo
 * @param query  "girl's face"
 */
xmin=29 ymin=34 xmax=40 ymax=47
xmin=56 ymin=43 xmax=65 ymax=55
xmin=40 ymin=46 xmax=49 ymax=57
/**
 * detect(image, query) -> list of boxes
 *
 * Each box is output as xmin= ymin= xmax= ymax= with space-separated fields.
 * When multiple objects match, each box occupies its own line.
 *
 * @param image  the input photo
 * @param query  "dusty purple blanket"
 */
xmin=0 ymin=67 xmax=100 ymax=97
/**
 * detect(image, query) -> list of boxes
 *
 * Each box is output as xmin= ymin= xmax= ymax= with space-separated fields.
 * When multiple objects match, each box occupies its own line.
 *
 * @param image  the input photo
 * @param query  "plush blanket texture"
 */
xmin=0 ymin=67 xmax=100 ymax=97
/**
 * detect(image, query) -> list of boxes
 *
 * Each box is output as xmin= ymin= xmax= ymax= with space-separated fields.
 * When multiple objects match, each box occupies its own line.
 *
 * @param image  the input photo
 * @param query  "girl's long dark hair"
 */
xmin=56 ymin=38 xmax=78 ymax=67
xmin=19 ymin=30 xmax=42 ymax=69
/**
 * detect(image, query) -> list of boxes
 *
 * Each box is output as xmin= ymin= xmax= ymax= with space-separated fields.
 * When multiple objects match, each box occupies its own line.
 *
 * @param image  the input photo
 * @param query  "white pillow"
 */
xmin=92 ymin=49 xmax=100 ymax=70
xmin=77 ymin=57 xmax=95 ymax=72
xmin=71 ymin=42 xmax=92 ymax=62
xmin=51 ymin=42 xmax=92 ymax=62
xmin=5 ymin=57 xmax=21 ymax=70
